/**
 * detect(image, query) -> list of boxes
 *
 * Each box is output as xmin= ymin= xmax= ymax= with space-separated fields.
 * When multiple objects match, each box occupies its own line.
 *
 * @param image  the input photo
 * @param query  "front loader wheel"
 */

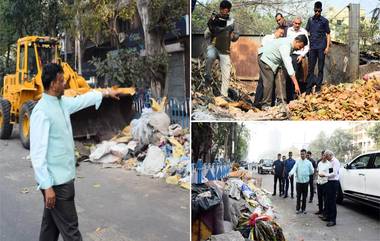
xmin=0 ymin=98 xmax=13 ymax=139
xmin=19 ymin=101 xmax=36 ymax=149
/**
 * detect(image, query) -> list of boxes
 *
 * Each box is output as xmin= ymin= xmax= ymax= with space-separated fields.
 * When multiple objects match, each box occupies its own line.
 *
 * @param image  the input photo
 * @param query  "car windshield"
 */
xmin=263 ymin=160 xmax=272 ymax=165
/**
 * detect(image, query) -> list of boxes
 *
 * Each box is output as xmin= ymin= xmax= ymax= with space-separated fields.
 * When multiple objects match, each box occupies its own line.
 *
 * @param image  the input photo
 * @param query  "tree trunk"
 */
xmin=136 ymin=0 xmax=166 ymax=98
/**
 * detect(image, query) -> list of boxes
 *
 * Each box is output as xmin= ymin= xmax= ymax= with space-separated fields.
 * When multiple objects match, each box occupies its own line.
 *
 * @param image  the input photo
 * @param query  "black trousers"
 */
xmin=317 ymin=183 xmax=328 ymax=214
xmin=296 ymin=182 xmax=308 ymax=211
xmin=273 ymin=174 xmax=284 ymax=194
xmin=326 ymin=180 xmax=339 ymax=223
xmin=39 ymin=180 xmax=82 ymax=241
xmin=284 ymin=54 xmax=303 ymax=102
xmin=306 ymin=48 xmax=325 ymax=93
xmin=284 ymin=175 xmax=294 ymax=197
xmin=309 ymin=174 xmax=315 ymax=201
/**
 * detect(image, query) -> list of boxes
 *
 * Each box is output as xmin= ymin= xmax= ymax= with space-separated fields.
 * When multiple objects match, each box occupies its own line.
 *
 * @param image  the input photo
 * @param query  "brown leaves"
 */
xmin=289 ymin=79 xmax=380 ymax=120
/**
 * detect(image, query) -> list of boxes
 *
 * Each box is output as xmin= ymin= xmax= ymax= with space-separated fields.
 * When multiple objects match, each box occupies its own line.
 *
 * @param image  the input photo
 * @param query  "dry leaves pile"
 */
xmin=289 ymin=79 xmax=380 ymax=120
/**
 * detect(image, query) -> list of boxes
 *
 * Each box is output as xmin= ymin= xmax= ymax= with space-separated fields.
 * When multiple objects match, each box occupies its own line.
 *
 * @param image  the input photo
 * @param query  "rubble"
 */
xmin=192 ymin=167 xmax=285 ymax=241
xmin=289 ymin=78 xmax=380 ymax=120
xmin=80 ymin=101 xmax=190 ymax=190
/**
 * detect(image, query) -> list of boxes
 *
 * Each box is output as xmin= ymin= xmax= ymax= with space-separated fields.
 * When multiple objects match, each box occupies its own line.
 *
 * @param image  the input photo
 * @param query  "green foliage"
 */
xmin=308 ymin=129 xmax=359 ymax=162
xmin=236 ymin=125 xmax=250 ymax=162
xmin=90 ymin=48 xmax=167 ymax=87
xmin=368 ymin=123 xmax=380 ymax=149
xmin=148 ymin=0 xmax=187 ymax=35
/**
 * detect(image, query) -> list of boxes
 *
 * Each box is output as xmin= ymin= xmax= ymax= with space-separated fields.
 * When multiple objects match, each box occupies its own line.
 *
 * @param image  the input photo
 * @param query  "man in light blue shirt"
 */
xmin=289 ymin=149 xmax=314 ymax=214
xmin=30 ymin=63 xmax=122 ymax=241
xmin=255 ymin=35 xmax=307 ymax=110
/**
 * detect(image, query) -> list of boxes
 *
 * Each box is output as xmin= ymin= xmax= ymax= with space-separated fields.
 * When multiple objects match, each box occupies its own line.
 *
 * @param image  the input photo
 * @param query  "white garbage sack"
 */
xmin=89 ymin=141 xmax=117 ymax=161
xmin=148 ymin=111 xmax=170 ymax=135
xmin=136 ymin=145 xmax=165 ymax=175
xmin=110 ymin=143 xmax=129 ymax=158
xmin=131 ymin=109 xmax=153 ymax=145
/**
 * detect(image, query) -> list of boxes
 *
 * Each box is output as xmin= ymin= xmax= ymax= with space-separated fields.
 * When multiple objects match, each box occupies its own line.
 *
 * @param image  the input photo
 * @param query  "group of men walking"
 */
xmin=204 ymin=1 xmax=331 ymax=110
xmin=272 ymin=149 xmax=340 ymax=227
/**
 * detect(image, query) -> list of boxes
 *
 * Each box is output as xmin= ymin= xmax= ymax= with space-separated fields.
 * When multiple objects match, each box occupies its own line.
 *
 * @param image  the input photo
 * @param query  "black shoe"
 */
xmin=315 ymin=211 xmax=322 ymax=215
xmin=283 ymin=195 xmax=288 ymax=198
xmin=291 ymin=195 xmax=294 ymax=199
xmin=309 ymin=200 xmax=312 ymax=203
xmin=326 ymin=222 xmax=336 ymax=227
xmin=296 ymin=210 xmax=302 ymax=214
xmin=279 ymin=193 xmax=283 ymax=197
xmin=272 ymin=193 xmax=276 ymax=196
xmin=321 ymin=217 xmax=329 ymax=221
xmin=302 ymin=210 xmax=307 ymax=214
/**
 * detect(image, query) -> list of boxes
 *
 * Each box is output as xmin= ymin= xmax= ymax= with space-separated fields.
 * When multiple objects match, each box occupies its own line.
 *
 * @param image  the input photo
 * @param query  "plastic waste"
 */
xmin=136 ymin=145 xmax=165 ymax=175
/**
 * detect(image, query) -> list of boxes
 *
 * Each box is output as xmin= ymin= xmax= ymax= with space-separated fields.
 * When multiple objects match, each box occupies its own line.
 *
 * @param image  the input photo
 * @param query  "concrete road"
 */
xmin=0 ymin=130 xmax=190 ymax=241
xmin=256 ymin=172 xmax=380 ymax=241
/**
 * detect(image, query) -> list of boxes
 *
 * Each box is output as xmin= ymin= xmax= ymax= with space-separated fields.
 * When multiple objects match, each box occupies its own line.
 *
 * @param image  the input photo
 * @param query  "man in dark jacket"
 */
xmin=204 ymin=0 xmax=239 ymax=98
xmin=307 ymin=151 xmax=317 ymax=203
xmin=283 ymin=151 xmax=296 ymax=198
xmin=272 ymin=153 xmax=284 ymax=196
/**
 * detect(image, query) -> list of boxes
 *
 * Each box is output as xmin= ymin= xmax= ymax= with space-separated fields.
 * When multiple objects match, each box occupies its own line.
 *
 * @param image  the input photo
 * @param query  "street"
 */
xmin=0 ymin=130 xmax=190 ymax=241
xmin=257 ymin=171 xmax=380 ymax=241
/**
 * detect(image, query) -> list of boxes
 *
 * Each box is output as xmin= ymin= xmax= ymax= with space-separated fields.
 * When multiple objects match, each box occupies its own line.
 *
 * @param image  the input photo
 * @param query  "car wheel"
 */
xmin=336 ymin=182 xmax=343 ymax=204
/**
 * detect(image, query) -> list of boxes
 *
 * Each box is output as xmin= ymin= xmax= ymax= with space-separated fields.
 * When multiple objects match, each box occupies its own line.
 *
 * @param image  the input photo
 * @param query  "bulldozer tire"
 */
xmin=19 ymin=100 xmax=36 ymax=149
xmin=0 ymin=98 xmax=13 ymax=139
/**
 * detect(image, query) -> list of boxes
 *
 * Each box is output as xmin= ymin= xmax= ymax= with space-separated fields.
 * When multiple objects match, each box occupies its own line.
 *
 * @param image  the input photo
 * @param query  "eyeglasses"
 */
xmin=314 ymin=9 xmax=322 ymax=13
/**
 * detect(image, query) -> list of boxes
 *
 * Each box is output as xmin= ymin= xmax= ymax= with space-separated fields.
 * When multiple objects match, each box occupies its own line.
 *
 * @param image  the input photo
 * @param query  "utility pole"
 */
xmin=348 ymin=3 xmax=360 ymax=82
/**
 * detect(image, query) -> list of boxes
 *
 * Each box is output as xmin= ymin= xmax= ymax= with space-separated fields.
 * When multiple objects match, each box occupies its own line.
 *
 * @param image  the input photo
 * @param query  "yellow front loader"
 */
xmin=0 ymin=36 xmax=135 ymax=149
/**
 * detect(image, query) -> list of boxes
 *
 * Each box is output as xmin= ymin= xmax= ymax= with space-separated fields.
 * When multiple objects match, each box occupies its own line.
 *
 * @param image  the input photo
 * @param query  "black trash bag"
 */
xmin=192 ymin=184 xmax=222 ymax=219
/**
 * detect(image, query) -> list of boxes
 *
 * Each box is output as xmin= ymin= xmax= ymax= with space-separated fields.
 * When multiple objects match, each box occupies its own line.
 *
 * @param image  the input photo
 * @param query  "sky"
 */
xmin=245 ymin=121 xmax=355 ymax=162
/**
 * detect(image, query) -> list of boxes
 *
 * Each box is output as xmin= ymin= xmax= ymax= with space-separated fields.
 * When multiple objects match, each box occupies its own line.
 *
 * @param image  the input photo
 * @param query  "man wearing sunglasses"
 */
xmin=305 ymin=1 xmax=331 ymax=94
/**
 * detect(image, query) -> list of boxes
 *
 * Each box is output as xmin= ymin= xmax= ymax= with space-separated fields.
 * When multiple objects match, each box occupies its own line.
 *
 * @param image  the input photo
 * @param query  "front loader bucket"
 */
xmin=70 ymin=95 xmax=135 ymax=140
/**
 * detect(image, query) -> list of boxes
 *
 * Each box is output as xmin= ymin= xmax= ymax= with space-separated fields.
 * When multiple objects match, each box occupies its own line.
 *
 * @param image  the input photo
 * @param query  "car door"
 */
xmin=364 ymin=152 xmax=380 ymax=198
xmin=341 ymin=154 xmax=372 ymax=195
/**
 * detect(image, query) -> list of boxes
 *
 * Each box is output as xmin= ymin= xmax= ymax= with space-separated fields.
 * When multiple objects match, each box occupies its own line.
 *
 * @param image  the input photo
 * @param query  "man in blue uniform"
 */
xmin=305 ymin=1 xmax=331 ymax=94
xmin=272 ymin=153 xmax=285 ymax=196
xmin=283 ymin=151 xmax=296 ymax=198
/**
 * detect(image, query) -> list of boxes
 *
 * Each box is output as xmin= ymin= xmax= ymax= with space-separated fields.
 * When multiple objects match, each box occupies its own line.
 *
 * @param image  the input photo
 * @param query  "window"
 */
xmin=28 ymin=45 xmax=37 ymax=80
xmin=372 ymin=154 xmax=380 ymax=168
xmin=350 ymin=155 xmax=371 ymax=169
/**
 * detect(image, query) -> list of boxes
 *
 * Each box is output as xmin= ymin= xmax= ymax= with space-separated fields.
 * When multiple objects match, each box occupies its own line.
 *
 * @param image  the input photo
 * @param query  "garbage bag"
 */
xmin=131 ymin=109 xmax=153 ymax=145
xmin=136 ymin=145 xmax=165 ymax=175
xmin=110 ymin=143 xmax=129 ymax=158
xmin=192 ymin=184 xmax=222 ymax=216
xmin=148 ymin=111 xmax=170 ymax=135
xmin=89 ymin=141 xmax=117 ymax=161
xmin=168 ymin=137 xmax=185 ymax=158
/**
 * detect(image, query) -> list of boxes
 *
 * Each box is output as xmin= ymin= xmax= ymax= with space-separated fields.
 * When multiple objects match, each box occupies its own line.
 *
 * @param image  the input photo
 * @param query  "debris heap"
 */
xmin=289 ymin=78 xmax=380 ymax=120
xmin=77 ymin=106 xmax=190 ymax=190
xmin=192 ymin=166 xmax=285 ymax=241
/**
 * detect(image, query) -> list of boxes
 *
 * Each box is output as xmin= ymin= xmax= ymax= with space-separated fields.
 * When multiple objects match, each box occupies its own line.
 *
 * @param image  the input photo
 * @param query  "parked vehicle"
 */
xmin=338 ymin=151 xmax=380 ymax=209
xmin=258 ymin=159 xmax=274 ymax=174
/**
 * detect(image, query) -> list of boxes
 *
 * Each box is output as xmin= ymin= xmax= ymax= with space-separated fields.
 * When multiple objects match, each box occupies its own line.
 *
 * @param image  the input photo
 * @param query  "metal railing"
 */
xmin=133 ymin=90 xmax=190 ymax=128
xmin=191 ymin=159 xmax=231 ymax=184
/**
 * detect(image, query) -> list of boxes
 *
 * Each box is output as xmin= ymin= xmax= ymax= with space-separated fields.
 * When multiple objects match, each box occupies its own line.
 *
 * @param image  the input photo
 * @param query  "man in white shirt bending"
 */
xmin=261 ymin=26 xmax=285 ymax=47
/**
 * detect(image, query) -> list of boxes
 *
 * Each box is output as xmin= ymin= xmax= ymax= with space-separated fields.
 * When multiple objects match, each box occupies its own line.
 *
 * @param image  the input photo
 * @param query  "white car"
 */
xmin=338 ymin=151 xmax=380 ymax=209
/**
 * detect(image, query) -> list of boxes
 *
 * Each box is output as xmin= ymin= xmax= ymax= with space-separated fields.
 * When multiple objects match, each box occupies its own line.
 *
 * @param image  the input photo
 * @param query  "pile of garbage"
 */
xmin=77 ymin=103 xmax=190 ymax=190
xmin=192 ymin=165 xmax=285 ymax=241
xmin=192 ymin=58 xmax=288 ymax=121
xmin=289 ymin=77 xmax=380 ymax=120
